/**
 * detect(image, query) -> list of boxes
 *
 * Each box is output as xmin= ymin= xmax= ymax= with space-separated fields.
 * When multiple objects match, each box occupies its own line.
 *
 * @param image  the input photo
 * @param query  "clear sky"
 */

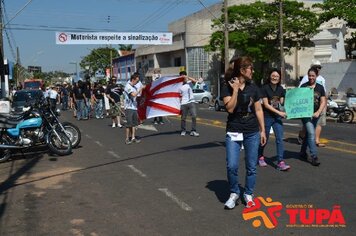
xmin=3 ymin=0 xmax=220 ymax=73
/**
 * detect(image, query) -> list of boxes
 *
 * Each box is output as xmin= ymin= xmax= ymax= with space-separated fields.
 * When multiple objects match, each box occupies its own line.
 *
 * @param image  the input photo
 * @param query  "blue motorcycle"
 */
xmin=0 ymin=101 xmax=72 ymax=162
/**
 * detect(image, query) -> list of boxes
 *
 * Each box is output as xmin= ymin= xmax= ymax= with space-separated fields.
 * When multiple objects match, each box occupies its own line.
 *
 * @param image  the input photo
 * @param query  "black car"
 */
xmin=11 ymin=89 xmax=44 ymax=112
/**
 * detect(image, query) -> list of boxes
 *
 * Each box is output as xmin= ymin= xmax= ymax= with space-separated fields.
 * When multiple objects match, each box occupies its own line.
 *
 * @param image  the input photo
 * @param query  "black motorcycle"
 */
xmin=40 ymin=101 xmax=81 ymax=148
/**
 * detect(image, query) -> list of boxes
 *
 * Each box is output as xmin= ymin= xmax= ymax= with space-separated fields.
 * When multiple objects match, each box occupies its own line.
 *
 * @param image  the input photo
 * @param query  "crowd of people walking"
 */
xmin=41 ymin=58 xmax=328 ymax=210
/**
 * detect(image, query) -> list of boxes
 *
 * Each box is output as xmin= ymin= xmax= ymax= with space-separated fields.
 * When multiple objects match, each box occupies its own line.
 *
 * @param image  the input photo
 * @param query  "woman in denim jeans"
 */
xmin=222 ymin=56 xmax=266 ymax=209
xmin=258 ymin=69 xmax=290 ymax=171
xmin=300 ymin=67 xmax=326 ymax=166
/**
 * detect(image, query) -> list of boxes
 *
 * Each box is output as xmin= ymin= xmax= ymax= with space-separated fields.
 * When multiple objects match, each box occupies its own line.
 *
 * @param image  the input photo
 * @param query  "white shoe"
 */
xmin=190 ymin=131 xmax=200 ymax=137
xmin=181 ymin=131 xmax=186 ymax=136
xmin=117 ymin=124 xmax=123 ymax=128
xmin=224 ymin=193 xmax=239 ymax=209
xmin=243 ymin=194 xmax=255 ymax=208
xmin=112 ymin=123 xmax=116 ymax=128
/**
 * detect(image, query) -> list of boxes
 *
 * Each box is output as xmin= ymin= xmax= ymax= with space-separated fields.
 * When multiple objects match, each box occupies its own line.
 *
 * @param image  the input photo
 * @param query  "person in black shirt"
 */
xmin=92 ymin=82 xmax=105 ymax=119
xmin=61 ymin=82 xmax=69 ymax=110
xmin=106 ymin=77 xmax=123 ymax=128
xmin=257 ymin=69 xmax=290 ymax=171
xmin=300 ymin=67 xmax=326 ymax=166
xmin=73 ymin=80 xmax=86 ymax=120
xmin=222 ymin=56 xmax=266 ymax=210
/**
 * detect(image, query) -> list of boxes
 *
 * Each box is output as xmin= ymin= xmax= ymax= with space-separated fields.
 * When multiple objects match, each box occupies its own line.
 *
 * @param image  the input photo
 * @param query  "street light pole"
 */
xmin=70 ymin=62 xmax=79 ymax=82
xmin=224 ymin=0 xmax=229 ymax=72
xmin=0 ymin=1 xmax=6 ymax=98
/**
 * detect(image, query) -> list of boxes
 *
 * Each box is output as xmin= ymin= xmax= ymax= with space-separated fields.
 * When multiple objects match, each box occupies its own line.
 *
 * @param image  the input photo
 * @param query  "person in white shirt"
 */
xmin=48 ymin=86 xmax=59 ymax=111
xmin=298 ymin=60 xmax=327 ymax=147
xmin=179 ymin=71 xmax=199 ymax=137
xmin=124 ymin=73 xmax=145 ymax=144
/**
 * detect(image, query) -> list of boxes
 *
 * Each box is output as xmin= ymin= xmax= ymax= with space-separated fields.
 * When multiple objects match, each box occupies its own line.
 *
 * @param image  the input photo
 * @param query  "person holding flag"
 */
xmin=179 ymin=71 xmax=199 ymax=137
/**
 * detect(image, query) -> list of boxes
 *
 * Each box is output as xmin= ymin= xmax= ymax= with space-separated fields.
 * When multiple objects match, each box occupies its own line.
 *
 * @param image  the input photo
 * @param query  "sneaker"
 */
xmin=112 ymin=123 xmax=116 ymax=128
xmin=125 ymin=139 xmax=132 ymax=145
xmin=117 ymin=124 xmax=123 ymax=128
xmin=159 ymin=121 xmax=165 ymax=125
xmin=243 ymin=194 xmax=255 ymax=208
xmin=153 ymin=121 xmax=158 ymax=125
xmin=258 ymin=156 xmax=267 ymax=167
xmin=224 ymin=193 xmax=239 ymax=210
xmin=181 ymin=131 xmax=186 ymax=136
xmin=190 ymin=131 xmax=200 ymax=137
xmin=311 ymin=156 xmax=321 ymax=166
xmin=277 ymin=161 xmax=290 ymax=171
xmin=131 ymin=138 xmax=141 ymax=144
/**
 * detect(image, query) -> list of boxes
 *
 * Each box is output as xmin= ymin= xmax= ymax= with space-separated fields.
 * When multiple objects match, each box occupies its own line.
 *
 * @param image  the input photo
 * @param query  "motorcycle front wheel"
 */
xmin=61 ymin=122 xmax=81 ymax=148
xmin=47 ymin=130 xmax=72 ymax=156
xmin=339 ymin=109 xmax=354 ymax=123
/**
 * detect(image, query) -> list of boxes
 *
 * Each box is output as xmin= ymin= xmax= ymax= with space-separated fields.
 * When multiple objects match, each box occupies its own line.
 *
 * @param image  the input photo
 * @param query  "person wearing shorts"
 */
xmin=124 ymin=73 xmax=145 ymax=144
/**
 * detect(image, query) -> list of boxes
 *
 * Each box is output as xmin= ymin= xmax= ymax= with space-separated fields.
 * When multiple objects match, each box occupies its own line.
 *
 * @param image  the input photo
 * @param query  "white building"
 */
xmin=134 ymin=0 xmax=354 ymax=94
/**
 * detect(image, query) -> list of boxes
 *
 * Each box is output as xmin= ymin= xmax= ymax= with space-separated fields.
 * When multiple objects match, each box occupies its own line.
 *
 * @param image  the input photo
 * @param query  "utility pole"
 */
xmin=279 ymin=0 xmax=285 ymax=86
xmin=224 ymin=0 xmax=229 ymax=72
xmin=0 ymin=0 xmax=6 ymax=98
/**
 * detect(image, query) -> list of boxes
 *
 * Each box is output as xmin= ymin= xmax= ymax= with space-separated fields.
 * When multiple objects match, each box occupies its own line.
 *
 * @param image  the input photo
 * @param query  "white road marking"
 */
xmin=127 ymin=165 xmax=147 ymax=178
xmin=94 ymin=141 xmax=103 ymax=147
xmin=85 ymin=134 xmax=92 ymax=139
xmin=107 ymin=151 xmax=120 ymax=159
xmin=137 ymin=124 xmax=158 ymax=132
xmin=158 ymin=188 xmax=193 ymax=211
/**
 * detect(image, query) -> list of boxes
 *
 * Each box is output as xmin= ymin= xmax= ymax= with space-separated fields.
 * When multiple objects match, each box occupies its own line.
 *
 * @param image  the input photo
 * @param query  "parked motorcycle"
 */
xmin=0 ymin=100 xmax=72 ymax=163
xmin=326 ymin=96 xmax=354 ymax=123
xmin=39 ymin=102 xmax=81 ymax=148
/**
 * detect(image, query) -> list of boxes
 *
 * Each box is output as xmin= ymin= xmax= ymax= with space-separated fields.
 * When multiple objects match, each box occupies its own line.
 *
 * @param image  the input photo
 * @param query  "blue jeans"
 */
xmin=258 ymin=116 xmax=285 ymax=162
xmin=226 ymin=131 xmax=260 ymax=195
xmin=95 ymin=99 xmax=104 ymax=118
xmin=82 ymin=99 xmax=90 ymax=119
xmin=301 ymin=117 xmax=319 ymax=157
xmin=76 ymin=99 xmax=85 ymax=120
xmin=62 ymin=95 xmax=68 ymax=110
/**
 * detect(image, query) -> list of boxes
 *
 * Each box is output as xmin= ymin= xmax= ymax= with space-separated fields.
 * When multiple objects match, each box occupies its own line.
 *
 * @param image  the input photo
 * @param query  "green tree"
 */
xmin=118 ymin=44 xmax=133 ymax=51
xmin=314 ymin=0 xmax=356 ymax=58
xmin=80 ymin=47 xmax=118 ymax=77
xmin=207 ymin=0 xmax=318 ymax=80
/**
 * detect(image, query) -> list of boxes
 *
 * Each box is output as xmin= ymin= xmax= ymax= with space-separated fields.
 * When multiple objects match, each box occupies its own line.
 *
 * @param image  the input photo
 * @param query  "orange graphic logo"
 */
xmin=242 ymin=197 xmax=283 ymax=229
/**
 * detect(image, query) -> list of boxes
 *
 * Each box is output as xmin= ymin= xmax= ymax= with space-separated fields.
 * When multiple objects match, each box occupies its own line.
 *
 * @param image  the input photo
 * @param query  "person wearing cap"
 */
xmin=61 ymin=82 xmax=69 ymax=110
xmin=298 ymin=60 xmax=327 ymax=147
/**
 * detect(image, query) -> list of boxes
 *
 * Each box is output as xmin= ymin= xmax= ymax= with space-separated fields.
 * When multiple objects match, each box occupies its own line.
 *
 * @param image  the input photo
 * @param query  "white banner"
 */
xmin=56 ymin=32 xmax=172 ymax=45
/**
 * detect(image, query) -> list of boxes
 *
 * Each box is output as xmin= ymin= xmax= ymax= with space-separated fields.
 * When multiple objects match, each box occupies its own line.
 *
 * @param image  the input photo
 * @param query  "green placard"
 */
xmin=285 ymin=88 xmax=314 ymax=119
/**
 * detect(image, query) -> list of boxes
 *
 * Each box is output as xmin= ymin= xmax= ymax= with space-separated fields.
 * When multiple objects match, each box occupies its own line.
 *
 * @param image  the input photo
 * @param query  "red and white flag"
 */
xmin=138 ymin=76 xmax=184 ymax=120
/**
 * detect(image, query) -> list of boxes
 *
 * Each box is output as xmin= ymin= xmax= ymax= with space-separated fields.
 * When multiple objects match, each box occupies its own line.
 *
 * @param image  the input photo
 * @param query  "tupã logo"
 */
xmin=242 ymin=197 xmax=283 ymax=229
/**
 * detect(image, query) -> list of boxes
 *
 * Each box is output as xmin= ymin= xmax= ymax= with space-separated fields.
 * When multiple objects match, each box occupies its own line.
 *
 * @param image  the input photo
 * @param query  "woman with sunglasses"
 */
xmin=222 ymin=56 xmax=266 ymax=209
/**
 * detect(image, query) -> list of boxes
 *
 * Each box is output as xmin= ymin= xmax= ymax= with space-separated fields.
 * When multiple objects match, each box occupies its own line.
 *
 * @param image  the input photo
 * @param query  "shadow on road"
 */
xmin=0 ymin=154 xmax=43 ymax=221
xmin=206 ymin=180 xmax=245 ymax=204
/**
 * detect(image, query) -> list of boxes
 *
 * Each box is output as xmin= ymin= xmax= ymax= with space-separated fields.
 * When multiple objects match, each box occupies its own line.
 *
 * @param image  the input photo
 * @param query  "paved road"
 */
xmin=0 ymin=106 xmax=355 ymax=235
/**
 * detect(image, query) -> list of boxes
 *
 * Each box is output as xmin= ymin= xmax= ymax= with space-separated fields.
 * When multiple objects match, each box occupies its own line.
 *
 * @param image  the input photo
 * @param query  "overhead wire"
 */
xmin=4 ymin=0 xmax=34 ymax=27
xmin=133 ymin=0 xmax=183 ymax=31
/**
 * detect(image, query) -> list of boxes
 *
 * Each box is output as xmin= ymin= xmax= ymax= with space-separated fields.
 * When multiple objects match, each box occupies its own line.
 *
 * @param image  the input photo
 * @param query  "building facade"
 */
xmin=131 ymin=0 xmax=353 ymax=94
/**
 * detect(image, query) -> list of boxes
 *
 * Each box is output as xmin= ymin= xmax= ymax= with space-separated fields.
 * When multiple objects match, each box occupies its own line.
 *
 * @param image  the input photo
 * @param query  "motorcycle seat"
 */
xmin=0 ymin=113 xmax=26 ymax=127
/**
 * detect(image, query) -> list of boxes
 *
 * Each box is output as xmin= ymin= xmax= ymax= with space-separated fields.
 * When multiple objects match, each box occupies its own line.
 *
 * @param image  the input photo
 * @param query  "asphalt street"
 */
xmin=0 ymin=104 xmax=355 ymax=235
